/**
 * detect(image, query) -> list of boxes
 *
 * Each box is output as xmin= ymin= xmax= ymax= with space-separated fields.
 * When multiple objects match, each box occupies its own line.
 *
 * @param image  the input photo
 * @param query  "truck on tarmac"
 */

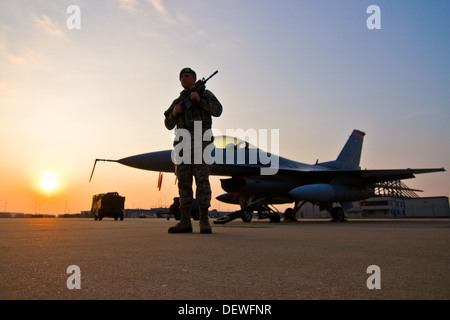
xmin=91 ymin=192 xmax=125 ymax=221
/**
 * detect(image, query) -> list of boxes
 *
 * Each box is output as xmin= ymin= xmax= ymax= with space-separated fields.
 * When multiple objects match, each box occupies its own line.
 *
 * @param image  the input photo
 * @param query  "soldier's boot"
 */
xmin=168 ymin=208 xmax=192 ymax=233
xmin=199 ymin=208 xmax=212 ymax=234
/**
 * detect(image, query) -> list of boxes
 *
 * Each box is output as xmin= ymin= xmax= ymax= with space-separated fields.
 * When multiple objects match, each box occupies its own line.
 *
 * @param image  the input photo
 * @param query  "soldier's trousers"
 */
xmin=176 ymin=162 xmax=212 ymax=210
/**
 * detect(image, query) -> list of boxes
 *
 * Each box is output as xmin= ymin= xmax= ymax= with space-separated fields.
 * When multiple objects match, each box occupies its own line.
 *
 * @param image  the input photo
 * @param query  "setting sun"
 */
xmin=39 ymin=171 xmax=60 ymax=193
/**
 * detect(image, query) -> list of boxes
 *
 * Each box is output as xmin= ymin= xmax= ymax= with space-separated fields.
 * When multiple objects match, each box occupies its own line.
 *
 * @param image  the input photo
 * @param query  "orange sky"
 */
xmin=1 ymin=1 xmax=448 ymax=215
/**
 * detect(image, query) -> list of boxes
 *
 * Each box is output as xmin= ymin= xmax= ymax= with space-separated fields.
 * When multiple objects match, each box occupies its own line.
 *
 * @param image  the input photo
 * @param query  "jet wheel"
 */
xmin=284 ymin=208 xmax=296 ymax=221
xmin=269 ymin=213 xmax=281 ymax=223
xmin=331 ymin=207 xmax=345 ymax=222
xmin=242 ymin=211 xmax=253 ymax=222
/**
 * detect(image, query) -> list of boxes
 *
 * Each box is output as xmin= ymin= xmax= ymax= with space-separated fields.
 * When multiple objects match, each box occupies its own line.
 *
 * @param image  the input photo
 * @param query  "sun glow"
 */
xmin=39 ymin=171 xmax=60 ymax=193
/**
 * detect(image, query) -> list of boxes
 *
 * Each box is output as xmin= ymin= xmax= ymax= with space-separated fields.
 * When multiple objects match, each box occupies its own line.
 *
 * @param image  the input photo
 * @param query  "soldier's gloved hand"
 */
xmin=190 ymin=91 xmax=201 ymax=102
xmin=172 ymin=102 xmax=184 ymax=116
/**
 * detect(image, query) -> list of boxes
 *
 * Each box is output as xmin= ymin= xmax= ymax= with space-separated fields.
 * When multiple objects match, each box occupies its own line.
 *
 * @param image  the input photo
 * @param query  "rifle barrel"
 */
xmin=204 ymin=70 xmax=218 ymax=82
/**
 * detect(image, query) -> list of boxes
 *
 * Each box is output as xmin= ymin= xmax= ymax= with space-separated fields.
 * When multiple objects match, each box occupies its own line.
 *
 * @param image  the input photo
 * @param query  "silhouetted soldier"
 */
xmin=164 ymin=68 xmax=222 ymax=233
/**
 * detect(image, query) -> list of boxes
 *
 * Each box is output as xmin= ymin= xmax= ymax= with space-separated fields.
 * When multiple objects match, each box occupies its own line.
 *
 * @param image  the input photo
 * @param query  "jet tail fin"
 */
xmin=319 ymin=130 xmax=365 ymax=170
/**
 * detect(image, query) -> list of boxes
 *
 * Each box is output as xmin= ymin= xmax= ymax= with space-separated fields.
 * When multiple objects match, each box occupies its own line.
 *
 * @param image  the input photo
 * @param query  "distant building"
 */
xmin=296 ymin=196 xmax=450 ymax=219
xmin=404 ymin=197 xmax=450 ymax=217
xmin=359 ymin=197 xmax=406 ymax=218
xmin=0 ymin=212 xmax=13 ymax=218
xmin=123 ymin=209 xmax=158 ymax=218
xmin=59 ymin=211 xmax=93 ymax=218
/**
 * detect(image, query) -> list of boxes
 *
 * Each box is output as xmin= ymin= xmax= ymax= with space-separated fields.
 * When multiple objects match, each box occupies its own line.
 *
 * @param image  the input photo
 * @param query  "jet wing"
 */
xmin=355 ymin=168 xmax=446 ymax=184
xmin=279 ymin=167 xmax=446 ymax=185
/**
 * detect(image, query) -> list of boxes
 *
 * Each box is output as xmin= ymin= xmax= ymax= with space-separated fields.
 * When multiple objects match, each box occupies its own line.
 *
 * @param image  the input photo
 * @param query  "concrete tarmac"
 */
xmin=0 ymin=218 xmax=449 ymax=300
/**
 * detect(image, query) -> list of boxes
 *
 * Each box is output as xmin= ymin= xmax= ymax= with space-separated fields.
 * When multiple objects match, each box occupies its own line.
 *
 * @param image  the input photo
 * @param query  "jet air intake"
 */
xmin=289 ymin=183 xmax=374 ymax=202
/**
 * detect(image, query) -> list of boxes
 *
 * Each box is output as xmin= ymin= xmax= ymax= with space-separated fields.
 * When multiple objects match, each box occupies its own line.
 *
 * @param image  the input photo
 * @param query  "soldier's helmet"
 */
xmin=179 ymin=67 xmax=196 ymax=80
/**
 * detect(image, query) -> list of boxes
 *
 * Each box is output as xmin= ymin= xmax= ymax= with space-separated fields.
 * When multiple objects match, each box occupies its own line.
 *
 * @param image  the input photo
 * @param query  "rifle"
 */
xmin=165 ymin=70 xmax=219 ymax=118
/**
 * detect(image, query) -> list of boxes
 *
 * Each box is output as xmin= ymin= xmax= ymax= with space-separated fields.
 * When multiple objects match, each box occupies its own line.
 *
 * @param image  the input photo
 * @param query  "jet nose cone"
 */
xmin=118 ymin=150 xmax=174 ymax=172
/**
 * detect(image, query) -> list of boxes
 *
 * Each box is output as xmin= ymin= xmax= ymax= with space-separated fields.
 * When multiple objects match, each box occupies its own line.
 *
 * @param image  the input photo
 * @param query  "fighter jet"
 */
xmin=90 ymin=129 xmax=445 ymax=222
